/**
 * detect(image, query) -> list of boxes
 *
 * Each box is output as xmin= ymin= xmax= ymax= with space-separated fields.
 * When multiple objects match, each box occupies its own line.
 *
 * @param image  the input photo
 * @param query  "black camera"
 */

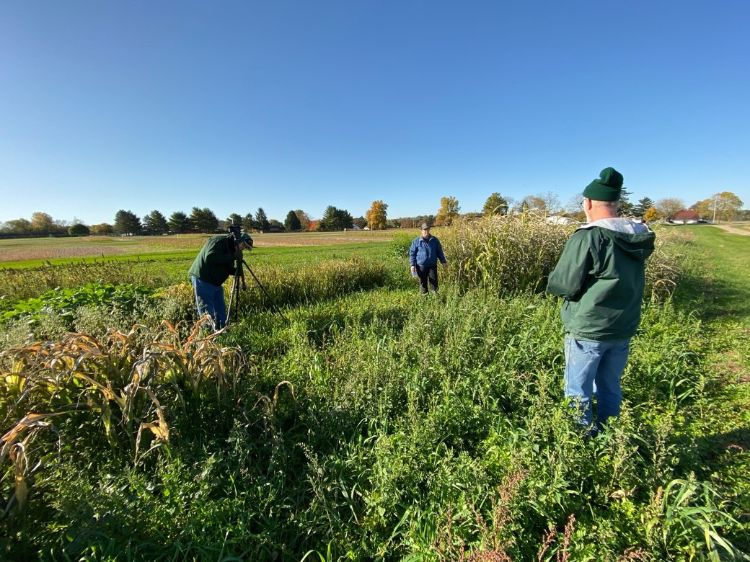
xmin=228 ymin=224 xmax=242 ymax=240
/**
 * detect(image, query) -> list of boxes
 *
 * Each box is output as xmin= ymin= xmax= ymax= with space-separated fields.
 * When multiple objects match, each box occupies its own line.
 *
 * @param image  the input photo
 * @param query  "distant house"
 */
xmin=546 ymin=215 xmax=576 ymax=225
xmin=671 ymin=210 xmax=700 ymax=224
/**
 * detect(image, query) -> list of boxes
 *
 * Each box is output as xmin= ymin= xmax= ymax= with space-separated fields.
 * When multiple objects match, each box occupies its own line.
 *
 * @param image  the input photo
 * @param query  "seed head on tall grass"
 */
xmin=439 ymin=214 xmax=683 ymax=301
xmin=439 ymin=213 xmax=573 ymax=295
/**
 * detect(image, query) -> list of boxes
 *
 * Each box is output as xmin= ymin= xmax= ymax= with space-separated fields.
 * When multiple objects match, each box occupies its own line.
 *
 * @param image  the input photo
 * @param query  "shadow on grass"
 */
xmin=672 ymin=270 xmax=750 ymax=324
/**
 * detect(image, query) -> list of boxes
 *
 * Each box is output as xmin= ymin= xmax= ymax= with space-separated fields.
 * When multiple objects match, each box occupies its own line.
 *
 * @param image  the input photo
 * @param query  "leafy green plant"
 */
xmin=1 ymin=283 xmax=154 ymax=325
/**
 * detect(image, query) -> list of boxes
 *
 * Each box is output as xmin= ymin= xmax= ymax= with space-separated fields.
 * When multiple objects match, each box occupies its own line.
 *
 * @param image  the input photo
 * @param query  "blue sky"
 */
xmin=1 ymin=0 xmax=748 ymax=224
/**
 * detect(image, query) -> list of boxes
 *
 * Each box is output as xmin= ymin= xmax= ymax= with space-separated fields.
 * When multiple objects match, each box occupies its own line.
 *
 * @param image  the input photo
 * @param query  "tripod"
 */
xmin=227 ymin=258 xmax=285 ymax=325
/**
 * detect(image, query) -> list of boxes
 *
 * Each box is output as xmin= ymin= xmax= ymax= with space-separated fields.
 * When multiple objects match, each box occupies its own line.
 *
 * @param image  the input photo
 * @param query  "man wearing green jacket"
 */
xmin=189 ymin=231 xmax=253 ymax=330
xmin=547 ymin=167 xmax=655 ymax=431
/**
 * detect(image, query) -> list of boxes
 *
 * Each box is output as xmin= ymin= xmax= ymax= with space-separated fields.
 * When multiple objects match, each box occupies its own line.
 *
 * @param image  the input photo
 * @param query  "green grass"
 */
xmin=675 ymin=225 xmax=750 ymax=324
xmin=1 ymin=224 xmax=748 ymax=561
xmin=0 ymin=239 xmax=392 ymax=269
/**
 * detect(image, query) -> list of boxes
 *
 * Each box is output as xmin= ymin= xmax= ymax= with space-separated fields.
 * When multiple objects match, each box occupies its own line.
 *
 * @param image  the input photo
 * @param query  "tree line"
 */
xmin=1 ymin=191 xmax=745 ymax=238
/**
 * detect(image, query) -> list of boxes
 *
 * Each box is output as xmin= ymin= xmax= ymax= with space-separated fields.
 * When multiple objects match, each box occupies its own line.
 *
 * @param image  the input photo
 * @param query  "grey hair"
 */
xmin=590 ymin=199 xmax=619 ymax=211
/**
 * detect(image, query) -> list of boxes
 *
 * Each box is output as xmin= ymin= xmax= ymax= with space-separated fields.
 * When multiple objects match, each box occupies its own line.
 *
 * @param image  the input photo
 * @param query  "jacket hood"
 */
xmin=579 ymin=218 xmax=655 ymax=262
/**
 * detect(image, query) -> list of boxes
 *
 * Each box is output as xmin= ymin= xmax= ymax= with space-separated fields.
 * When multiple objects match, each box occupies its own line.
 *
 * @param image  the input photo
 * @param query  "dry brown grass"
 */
xmin=0 ymin=231 xmax=396 ymax=263
xmin=0 ymin=318 xmax=248 ymax=512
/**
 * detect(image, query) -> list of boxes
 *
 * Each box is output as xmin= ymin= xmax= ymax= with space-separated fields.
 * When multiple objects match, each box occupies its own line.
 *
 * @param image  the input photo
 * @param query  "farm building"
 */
xmin=670 ymin=209 xmax=701 ymax=224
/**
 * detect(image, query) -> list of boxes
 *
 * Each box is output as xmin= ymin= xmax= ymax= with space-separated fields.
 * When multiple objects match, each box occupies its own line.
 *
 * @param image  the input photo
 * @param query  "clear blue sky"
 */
xmin=1 ymin=0 xmax=748 ymax=224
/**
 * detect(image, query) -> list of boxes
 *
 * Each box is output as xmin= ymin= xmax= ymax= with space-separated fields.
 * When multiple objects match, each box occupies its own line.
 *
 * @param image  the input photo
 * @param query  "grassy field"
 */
xmin=0 ymin=231 xmax=398 ymax=268
xmin=0 ymin=222 xmax=748 ymax=561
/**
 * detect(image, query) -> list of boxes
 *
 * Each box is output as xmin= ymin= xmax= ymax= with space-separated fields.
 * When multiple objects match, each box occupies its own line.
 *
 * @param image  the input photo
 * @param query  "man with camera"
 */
xmin=189 ymin=229 xmax=253 ymax=330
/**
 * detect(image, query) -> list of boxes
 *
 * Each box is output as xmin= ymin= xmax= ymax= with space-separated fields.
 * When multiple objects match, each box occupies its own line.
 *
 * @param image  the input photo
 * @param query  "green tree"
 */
xmin=618 ymin=188 xmax=635 ymax=216
xmin=242 ymin=213 xmax=257 ymax=232
xmin=227 ymin=213 xmax=243 ymax=227
xmin=2 ymin=218 xmax=32 ymax=234
xmin=90 ymin=223 xmax=114 ymax=235
xmin=284 ymin=210 xmax=302 ymax=231
xmin=294 ymin=210 xmax=311 ymax=231
xmin=68 ymin=223 xmax=90 ymax=236
xmin=114 ymin=210 xmax=142 ymax=235
xmin=256 ymin=208 xmax=270 ymax=232
xmin=353 ymin=216 xmax=367 ymax=229
xmin=142 ymin=210 xmax=169 ymax=235
xmin=318 ymin=206 xmax=353 ymax=231
xmin=168 ymin=211 xmax=191 ymax=234
xmin=633 ymin=197 xmax=654 ymax=217
xmin=189 ymin=207 xmax=219 ymax=233
xmin=365 ymin=200 xmax=388 ymax=230
xmin=482 ymin=193 xmax=509 ymax=216
xmin=435 ymin=196 xmax=460 ymax=226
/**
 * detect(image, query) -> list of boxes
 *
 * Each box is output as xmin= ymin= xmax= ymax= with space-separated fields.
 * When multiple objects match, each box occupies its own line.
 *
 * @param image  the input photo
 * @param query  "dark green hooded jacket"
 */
xmin=546 ymin=218 xmax=655 ymax=341
xmin=188 ymin=235 xmax=237 ymax=287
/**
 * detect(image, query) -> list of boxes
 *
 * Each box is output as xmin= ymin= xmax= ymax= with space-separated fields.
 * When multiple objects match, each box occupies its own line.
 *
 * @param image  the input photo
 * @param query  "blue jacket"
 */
xmin=409 ymin=235 xmax=447 ymax=267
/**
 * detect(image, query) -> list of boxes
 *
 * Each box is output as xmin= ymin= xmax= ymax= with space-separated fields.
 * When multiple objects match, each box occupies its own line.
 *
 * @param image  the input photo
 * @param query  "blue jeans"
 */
xmin=564 ymin=335 xmax=630 ymax=429
xmin=191 ymin=276 xmax=227 ymax=329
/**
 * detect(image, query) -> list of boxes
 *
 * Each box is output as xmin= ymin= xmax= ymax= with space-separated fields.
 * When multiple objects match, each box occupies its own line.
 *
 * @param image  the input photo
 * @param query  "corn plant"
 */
xmin=0 ymin=317 xmax=246 ymax=513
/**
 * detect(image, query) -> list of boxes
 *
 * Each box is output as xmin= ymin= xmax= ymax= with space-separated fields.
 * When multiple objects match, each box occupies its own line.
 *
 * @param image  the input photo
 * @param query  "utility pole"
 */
xmin=712 ymin=195 xmax=718 ymax=224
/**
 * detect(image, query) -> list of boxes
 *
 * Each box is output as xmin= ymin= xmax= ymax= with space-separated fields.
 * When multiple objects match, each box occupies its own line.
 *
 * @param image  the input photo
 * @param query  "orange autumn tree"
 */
xmin=366 ymin=200 xmax=388 ymax=230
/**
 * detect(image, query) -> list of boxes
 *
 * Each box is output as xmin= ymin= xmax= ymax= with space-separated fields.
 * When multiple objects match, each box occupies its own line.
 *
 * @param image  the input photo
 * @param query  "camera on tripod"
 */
xmin=228 ymin=224 xmax=242 ymax=242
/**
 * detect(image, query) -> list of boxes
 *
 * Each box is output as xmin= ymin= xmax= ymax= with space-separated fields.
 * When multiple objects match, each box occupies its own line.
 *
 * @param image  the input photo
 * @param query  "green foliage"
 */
xmin=319 ymin=206 xmax=354 ymax=231
xmin=285 ymin=210 xmax=302 ymax=231
xmin=1 ymin=283 xmax=155 ymax=325
xmin=113 ymin=209 xmax=142 ymax=235
xmin=67 ymin=223 xmax=90 ymax=237
xmin=0 ymin=226 xmax=747 ymax=560
xmin=439 ymin=213 xmax=572 ymax=294
xmin=189 ymin=207 xmax=219 ymax=233
xmin=390 ymin=231 xmax=414 ymax=258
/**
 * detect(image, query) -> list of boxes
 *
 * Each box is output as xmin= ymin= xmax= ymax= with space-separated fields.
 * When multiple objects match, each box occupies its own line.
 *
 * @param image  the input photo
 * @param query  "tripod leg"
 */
xmin=227 ymin=275 xmax=239 ymax=326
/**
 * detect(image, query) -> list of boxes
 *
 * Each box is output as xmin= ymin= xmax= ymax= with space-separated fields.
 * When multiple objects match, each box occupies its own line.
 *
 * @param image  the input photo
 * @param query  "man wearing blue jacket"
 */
xmin=409 ymin=223 xmax=448 ymax=293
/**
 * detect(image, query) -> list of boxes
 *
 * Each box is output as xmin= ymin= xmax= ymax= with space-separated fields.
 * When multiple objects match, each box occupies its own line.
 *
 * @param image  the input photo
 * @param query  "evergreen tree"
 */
xmin=319 ymin=206 xmax=354 ymax=231
xmin=227 ymin=213 xmax=243 ymax=227
xmin=633 ymin=197 xmax=654 ymax=217
xmin=142 ymin=210 xmax=169 ymax=235
xmin=168 ymin=212 xmax=191 ymax=234
xmin=618 ymin=188 xmax=635 ymax=216
xmin=189 ymin=207 xmax=219 ymax=232
xmin=242 ymin=213 xmax=257 ymax=232
xmin=284 ymin=210 xmax=302 ymax=231
xmin=256 ymin=208 xmax=270 ymax=232
xmin=114 ymin=210 xmax=142 ymax=235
